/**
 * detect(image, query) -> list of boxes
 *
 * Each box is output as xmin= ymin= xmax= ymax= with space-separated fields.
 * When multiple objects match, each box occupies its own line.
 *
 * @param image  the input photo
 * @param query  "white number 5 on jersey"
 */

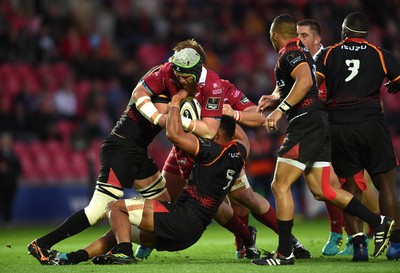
xmin=345 ymin=59 xmax=360 ymax=82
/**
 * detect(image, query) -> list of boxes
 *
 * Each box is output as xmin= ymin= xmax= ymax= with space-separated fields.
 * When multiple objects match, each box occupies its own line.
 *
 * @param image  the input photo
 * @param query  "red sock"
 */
xmin=223 ymin=214 xmax=250 ymax=245
xmin=239 ymin=213 xmax=249 ymax=226
xmin=234 ymin=213 xmax=249 ymax=249
xmin=325 ymin=202 xmax=343 ymax=234
xmin=252 ymin=206 xmax=279 ymax=233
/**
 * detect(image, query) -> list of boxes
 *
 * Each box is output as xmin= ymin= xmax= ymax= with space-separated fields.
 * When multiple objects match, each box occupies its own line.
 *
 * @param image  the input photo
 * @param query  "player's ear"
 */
xmin=213 ymin=130 xmax=221 ymax=142
xmin=213 ymin=128 xmax=225 ymax=143
xmin=315 ymin=35 xmax=321 ymax=45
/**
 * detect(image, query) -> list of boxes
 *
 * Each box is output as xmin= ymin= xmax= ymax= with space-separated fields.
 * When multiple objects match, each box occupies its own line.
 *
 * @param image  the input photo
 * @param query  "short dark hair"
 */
xmin=271 ymin=14 xmax=298 ymax=38
xmin=297 ymin=19 xmax=321 ymax=36
xmin=220 ymin=115 xmax=236 ymax=139
xmin=342 ymin=12 xmax=369 ymax=38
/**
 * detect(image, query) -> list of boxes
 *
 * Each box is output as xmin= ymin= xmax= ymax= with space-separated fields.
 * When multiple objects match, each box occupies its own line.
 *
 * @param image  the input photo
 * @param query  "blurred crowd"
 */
xmin=0 ymin=0 xmax=399 ymax=201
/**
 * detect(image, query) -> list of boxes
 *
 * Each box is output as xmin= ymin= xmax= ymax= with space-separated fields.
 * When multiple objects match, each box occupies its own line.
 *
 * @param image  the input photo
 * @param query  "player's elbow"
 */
xmin=304 ymin=75 xmax=314 ymax=89
xmin=166 ymin=131 xmax=179 ymax=143
xmin=202 ymin=132 xmax=216 ymax=139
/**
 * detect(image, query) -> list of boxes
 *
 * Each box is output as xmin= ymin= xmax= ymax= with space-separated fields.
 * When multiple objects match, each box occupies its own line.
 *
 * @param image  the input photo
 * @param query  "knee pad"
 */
xmin=84 ymin=182 xmax=124 ymax=225
xmin=230 ymin=174 xmax=250 ymax=193
xmin=137 ymin=174 xmax=167 ymax=199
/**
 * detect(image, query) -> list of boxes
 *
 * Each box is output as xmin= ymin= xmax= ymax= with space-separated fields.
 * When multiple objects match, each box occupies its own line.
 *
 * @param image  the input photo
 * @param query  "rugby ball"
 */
xmin=180 ymin=97 xmax=201 ymax=120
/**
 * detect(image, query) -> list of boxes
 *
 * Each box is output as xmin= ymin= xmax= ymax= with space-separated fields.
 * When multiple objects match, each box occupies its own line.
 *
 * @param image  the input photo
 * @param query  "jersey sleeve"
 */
xmin=141 ymin=63 xmax=169 ymax=96
xmin=237 ymin=142 xmax=247 ymax=161
xmin=280 ymin=50 xmax=308 ymax=76
xmin=315 ymin=48 xmax=328 ymax=78
xmin=200 ymin=70 xmax=225 ymax=118
xmin=196 ymin=138 xmax=221 ymax=164
xmin=382 ymin=49 xmax=400 ymax=81
xmin=225 ymin=84 xmax=255 ymax=111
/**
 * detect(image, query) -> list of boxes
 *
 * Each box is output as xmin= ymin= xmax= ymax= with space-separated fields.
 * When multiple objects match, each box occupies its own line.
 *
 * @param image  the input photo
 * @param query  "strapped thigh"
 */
xmin=230 ymin=174 xmax=251 ymax=192
xmin=136 ymin=174 xmax=167 ymax=199
xmin=125 ymin=198 xmax=145 ymax=226
xmin=84 ymin=182 xmax=124 ymax=225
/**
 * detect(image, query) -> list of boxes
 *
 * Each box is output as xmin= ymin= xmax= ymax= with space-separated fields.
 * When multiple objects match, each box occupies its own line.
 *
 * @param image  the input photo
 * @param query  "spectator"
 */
xmin=0 ymin=132 xmax=21 ymax=224
xmin=53 ymin=79 xmax=78 ymax=121
xmin=28 ymin=97 xmax=58 ymax=141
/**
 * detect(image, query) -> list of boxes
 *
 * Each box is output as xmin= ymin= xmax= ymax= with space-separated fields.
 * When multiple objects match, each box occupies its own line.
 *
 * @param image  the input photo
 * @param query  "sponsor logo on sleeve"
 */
xmin=240 ymin=95 xmax=249 ymax=104
xmin=206 ymin=97 xmax=221 ymax=110
xmin=286 ymin=52 xmax=304 ymax=66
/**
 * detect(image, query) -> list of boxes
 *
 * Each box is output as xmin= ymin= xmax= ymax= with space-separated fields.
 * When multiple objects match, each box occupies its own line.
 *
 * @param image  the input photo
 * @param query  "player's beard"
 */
xmin=177 ymin=81 xmax=197 ymax=97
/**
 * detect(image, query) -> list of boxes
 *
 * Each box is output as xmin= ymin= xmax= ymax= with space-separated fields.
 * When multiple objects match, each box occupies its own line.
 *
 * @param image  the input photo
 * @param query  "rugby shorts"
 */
xmin=330 ymin=119 xmax=398 ymax=178
xmin=97 ymin=134 xmax=159 ymax=188
xmin=277 ymin=110 xmax=331 ymax=165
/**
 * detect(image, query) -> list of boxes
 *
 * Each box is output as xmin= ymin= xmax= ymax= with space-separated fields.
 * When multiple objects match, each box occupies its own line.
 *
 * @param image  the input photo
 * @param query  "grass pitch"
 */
xmin=0 ymin=218 xmax=398 ymax=273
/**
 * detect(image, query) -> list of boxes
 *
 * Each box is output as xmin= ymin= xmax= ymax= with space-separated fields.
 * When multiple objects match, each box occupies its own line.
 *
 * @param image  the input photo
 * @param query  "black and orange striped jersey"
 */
xmin=176 ymin=138 xmax=246 ymax=227
xmin=316 ymin=37 xmax=400 ymax=123
xmin=275 ymin=38 xmax=323 ymax=121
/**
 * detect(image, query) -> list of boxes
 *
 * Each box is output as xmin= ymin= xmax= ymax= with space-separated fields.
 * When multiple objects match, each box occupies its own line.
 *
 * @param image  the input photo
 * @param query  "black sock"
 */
xmin=67 ymin=249 xmax=89 ymax=264
xmin=117 ymin=242 xmax=133 ymax=257
xmin=343 ymin=198 xmax=380 ymax=228
xmin=37 ymin=209 xmax=91 ymax=249
xmin=277 ymin=219 xmax=293 ymax=257
xmin=390 ymin=229 xmax=400 ymax=243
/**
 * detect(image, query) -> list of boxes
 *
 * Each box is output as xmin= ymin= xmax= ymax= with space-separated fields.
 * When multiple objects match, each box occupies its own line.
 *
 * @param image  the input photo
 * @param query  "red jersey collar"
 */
xmin=344 ymin=37 xmax=367 ymax=43
xmin=279 ymin=38 xmax=300 ymax=55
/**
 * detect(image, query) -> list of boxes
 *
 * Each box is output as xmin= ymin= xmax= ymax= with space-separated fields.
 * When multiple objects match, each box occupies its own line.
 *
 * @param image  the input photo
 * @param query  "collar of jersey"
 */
xmin=279 ymin=38 xmax=300 ymax=55
xmin=344 ymin=37 xmax=367 ymax=43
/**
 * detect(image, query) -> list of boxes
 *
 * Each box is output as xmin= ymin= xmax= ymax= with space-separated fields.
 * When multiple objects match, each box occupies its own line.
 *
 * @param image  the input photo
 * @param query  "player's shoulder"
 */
xmin=200 ymin=67 xmax=224 ymax=95
xmin=159 ymin=61 xmax=173 ymax=73
xmin=203 ymin=67 xmax=221 ymax=83
xmin=143 ymin=62 xmax=172 ymax=80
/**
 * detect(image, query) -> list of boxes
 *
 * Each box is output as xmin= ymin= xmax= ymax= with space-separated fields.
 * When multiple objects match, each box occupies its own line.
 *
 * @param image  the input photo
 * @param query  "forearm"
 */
xmin=282 ymin=64 xmax=313 ymax=109
xmin=166 ymin=95 xmax=185 ymax=143
xmin=235 ymin=109 xmax=266 ymax=127
xmin=190 ymin=120 xmax=215 ymax=139
xmin=278 ymin=79 xmax=311 ymax=113
xmin=132 ymin=84 xmax=163 ymax=125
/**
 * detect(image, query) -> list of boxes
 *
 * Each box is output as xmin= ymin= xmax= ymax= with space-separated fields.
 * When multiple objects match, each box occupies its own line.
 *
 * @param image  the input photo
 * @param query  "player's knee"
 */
xmin=271 ymin=179 xmax=287 ymax=196
xmin=105 ymin=199 xmax=119 ymax=214
xmin=84 ymin=182 xmax=124 ymax=225
xmin=320 ymin=165 xmax=336 ymax=201
xmin=321 ymin=186 xmax=336 ymax=201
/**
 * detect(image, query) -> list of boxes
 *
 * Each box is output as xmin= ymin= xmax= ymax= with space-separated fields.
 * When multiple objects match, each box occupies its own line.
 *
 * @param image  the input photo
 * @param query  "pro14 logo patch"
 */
xmin=206 ymin=97 xmax=221 ymax=110
xmin=240 ymin=95 xmax=250 ymax=104
xmin=199 ymin=138 xmax=211 ymax=146
xmin=286 ymin=52 xmax=304 ymax=66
